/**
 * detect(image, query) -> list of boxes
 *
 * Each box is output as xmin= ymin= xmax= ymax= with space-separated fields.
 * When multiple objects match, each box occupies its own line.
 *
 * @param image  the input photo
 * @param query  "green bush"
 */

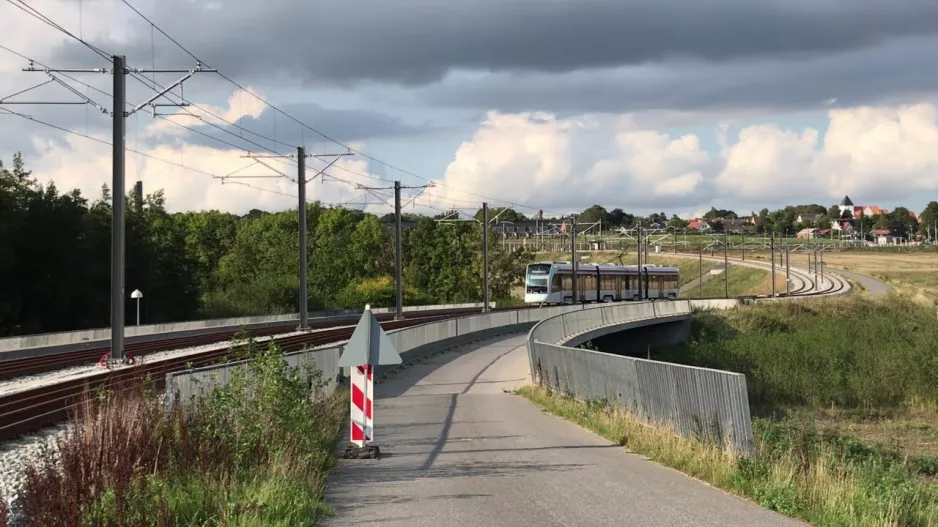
xmin=18 ymin=336 xmax=347 ymax=526
xmin=333 ymin=275 xmax=435 ymax=309
xmin=656 ymin=295 xmax=938 ymax=410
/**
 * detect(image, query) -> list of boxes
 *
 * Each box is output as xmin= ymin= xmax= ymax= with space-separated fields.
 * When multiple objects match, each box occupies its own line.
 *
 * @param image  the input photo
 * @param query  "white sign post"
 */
xmin=337 ymin=304 xmax=402 ymax=459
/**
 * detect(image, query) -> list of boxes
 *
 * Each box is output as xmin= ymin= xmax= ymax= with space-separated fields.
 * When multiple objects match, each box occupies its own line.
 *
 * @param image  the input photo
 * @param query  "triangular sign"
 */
xmin=337 ymin=308 xmax=402 ymax=367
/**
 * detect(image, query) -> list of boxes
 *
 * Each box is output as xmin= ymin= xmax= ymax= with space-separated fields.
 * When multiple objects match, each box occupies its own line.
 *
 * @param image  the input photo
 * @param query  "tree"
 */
xmin=667 ymin=214 xmax=689 ymax=229
xmin=474 ymin=207 xmax=525 ymax=223
xmin=579 ymin=205 xmax=609 ymax=225
xmin=0 ymin=153 xmax=546 ymax=336
xmin=918 ymin=201 xmax=938 ymax=235
xmin=703 ymin=207 xmax=737 ymax=220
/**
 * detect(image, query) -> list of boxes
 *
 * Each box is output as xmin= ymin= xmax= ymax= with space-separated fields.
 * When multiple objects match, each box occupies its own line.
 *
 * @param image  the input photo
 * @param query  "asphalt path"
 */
xmin=322 ymin=334 xmax=806 ymax=527
xmin=832 ymin=268 xmax=893 ymax=297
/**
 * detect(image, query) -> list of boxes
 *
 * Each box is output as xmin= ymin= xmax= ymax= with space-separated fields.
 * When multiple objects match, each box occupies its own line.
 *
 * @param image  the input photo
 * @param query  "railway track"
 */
xmin=0 ymin=306 xmax=484 ymax=382
xmin=0 ymin=310 xmax=486 ymax=442
xmin=0 ymin=266 xmax=849 ymax=444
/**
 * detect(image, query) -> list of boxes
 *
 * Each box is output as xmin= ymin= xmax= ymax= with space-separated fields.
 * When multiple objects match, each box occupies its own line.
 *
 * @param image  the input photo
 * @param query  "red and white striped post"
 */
xmin=350 ymin=364 xmax=374 ymax=446
xmin=338 ymin=304 xmax=401 ymax=459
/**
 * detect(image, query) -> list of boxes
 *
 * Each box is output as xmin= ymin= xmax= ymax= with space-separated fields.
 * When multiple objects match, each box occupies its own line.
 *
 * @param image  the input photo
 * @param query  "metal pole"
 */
xmin=134 ymin=181 xmax=143 ymax=213
xmin=637 ymin=227 xmax=643 ymax=300
xmin=723 ymin=232 xmax=729 ymax=298
xmin=298 ymin=146 xmax=308 ymax=331
xmin=136 ymin=298 xmax=140 ymax=326
xmin=820 ymin=251 xmax=824 ymax=286
xmin=697 ymin=241 xmax=702 ymax=299
xmin=482 ymin=202 xmax=489 ymax=313
xmin=741 ymin=233 xmax=745 ymax=261
xmin=785 ymin=245 xmax=790 ymax=296
xmin=110 ymin=55 xmax=126 ymax=361
xmin=571 ymin=215 xmax=578 ymax=304
xmin=394 ymin=180 xmax=403 ymax=320
xmin=770 ymin=231 xmax=776 ymax=298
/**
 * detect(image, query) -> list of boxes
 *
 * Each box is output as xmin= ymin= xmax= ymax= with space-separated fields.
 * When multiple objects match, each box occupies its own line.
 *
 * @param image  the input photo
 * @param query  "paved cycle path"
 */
xmin=322 ymin=334 xmax=805 ymax=527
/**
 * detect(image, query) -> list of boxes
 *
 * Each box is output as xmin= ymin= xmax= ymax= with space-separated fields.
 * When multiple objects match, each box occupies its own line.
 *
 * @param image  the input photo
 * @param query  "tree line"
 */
xmin=535 ymin=203 xmax=938 ymax=239
xmin=0 ymin=154 xmax=531 ymax=337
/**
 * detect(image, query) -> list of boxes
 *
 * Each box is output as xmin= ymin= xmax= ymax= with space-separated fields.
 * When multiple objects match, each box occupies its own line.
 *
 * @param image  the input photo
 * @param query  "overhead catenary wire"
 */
xmin=115 ymin=0 xmax=560 ymax=216
xmin=5 ymin=2 xmax=558 ymax=217
xmin=5 ymin=0 xmax=112 ymax=61
xmin=0 ymin=106 xmax=296 ymax=199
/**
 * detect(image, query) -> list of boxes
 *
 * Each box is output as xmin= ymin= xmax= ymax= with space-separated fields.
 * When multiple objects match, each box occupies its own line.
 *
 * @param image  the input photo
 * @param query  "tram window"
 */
xmin=552 ymin=274 xmax=563 ymax=289
xmin=561 ymin=275 xmax=572 ymax=290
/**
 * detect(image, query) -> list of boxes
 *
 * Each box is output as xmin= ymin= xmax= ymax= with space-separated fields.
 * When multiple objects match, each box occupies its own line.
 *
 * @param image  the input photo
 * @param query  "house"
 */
xmin=831 ymin=220 xmax=855 ymax=234
xmin=720 ymin=218 xmax=751 ymax=233
xmin=796 ymin=228 xmax=819 ymax=239
xmin=797 ymin=213 xmax=822 ymax=225
xmin=687 ymin=219 xmax=711 ymax=232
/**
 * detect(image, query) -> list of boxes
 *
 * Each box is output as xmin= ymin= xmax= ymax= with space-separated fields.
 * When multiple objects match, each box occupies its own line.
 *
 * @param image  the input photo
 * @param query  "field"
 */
xmin=733 ymin=249 xmax=938 ymax=304
xmin=520 ymin=295 xmax=938 ymax=526
xmin=517 ymin=251 xmax=772 ymax=299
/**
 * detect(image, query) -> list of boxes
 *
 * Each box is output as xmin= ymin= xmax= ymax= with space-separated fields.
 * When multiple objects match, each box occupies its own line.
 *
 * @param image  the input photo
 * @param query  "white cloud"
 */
xmin=717 ymin=102 xmax=938 ymax=208
xmin=432 ymin=102 xmax=938 ymax=217
xmin=715 ymin=124 xmax=821 ymax=200
xmin=27 ymin=125 xmax=395 ymax=215
xmin=430 ymin=111 xmax=573 ymax=212
xmin=431 ymin=111 xmax=711 ymax=214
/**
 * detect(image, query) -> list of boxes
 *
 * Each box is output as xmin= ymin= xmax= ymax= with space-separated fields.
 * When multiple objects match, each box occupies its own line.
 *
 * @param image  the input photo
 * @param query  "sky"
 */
xmin=2 ymin=0 xmax=938 ymax=220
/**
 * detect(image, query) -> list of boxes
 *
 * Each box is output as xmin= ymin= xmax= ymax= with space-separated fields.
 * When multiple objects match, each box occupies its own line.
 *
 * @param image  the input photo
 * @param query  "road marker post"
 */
xmin=337 ymin=304 xmax=402 ymax=459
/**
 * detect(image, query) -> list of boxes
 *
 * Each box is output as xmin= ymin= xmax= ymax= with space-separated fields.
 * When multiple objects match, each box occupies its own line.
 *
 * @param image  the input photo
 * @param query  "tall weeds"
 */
xmin=15 ymin=336 xmax=346 ymax=526
xmin=656 ymin=295 xmax=938 ymax=411
xmin=520 ymin=386 xmax=938 ymax=527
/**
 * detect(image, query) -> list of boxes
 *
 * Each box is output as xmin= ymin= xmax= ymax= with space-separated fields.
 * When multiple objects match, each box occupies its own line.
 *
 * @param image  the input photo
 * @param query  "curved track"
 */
xmin=0 ymin=256 xmax=864 ymax=444
xmin=664 ymin=251 xmax=854 ymax=299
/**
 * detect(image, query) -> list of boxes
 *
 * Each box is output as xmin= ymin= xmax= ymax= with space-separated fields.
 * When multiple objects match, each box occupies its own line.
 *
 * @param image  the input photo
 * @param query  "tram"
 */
xmin=523 ymin=261 xmax=680 ymax=304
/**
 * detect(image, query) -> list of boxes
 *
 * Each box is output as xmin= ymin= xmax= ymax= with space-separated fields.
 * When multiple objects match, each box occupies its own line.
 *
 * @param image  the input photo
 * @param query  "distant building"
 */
xmin=838 ymin=195 xmax=855 ymax=217
xmin=796 ymin=213 xmax=822 ymax=225
xmin=796 ymin=228 xmax=819 ymax=239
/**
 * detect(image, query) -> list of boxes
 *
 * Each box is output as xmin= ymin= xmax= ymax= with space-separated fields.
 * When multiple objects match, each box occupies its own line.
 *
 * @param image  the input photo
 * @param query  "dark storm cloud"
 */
xmin=415 ymin=35 xmax=938 ymax=115
xmin=51 ymin=0 xmax=938 ymax=87
xmin=141 ymin=102 xmax=435 ymax=151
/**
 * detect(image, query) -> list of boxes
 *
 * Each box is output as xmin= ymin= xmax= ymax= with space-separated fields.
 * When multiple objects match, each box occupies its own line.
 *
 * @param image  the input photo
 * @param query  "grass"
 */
xmin=681 ymin=265 xmax=771 ymax=298
xmin=656 ymin=296 xmax=938 ymax=411
xmin=519 ymin=385 xmax=938 ymax=526
xmin=520 ymin=295 xmax=938 ymax=526
xmin=11 ymin=332 xmax=347 ymax=526
xmin=732 ymin=250 xmax=938 ymax=304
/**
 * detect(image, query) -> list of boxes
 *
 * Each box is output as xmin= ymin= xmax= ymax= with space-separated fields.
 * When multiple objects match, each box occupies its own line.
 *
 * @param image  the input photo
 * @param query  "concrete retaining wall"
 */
xmin=164 ymin=344 xmax=343 ymax=411
xmin=526 ymin=299 xmax=756 ymax=457
xmin=0 ymin=302 xmax=494 ymax=359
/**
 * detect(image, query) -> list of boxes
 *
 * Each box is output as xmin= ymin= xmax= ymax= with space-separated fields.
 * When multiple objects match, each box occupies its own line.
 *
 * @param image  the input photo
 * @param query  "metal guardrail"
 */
xmin=526 ymin=299 xmax=756 ymax=457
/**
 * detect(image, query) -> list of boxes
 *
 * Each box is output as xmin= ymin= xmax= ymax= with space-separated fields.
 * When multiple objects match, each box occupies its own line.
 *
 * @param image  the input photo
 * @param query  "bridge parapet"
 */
xmin=526 ymin=299 xmax=756 ymax=457
xmin=164 ymin=302 xmax=608 ymax=410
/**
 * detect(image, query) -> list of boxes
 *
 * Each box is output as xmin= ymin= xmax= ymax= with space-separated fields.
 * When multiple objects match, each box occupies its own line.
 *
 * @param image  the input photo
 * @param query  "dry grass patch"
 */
xmin=518 ymin=385 xmax=938 ymax=526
